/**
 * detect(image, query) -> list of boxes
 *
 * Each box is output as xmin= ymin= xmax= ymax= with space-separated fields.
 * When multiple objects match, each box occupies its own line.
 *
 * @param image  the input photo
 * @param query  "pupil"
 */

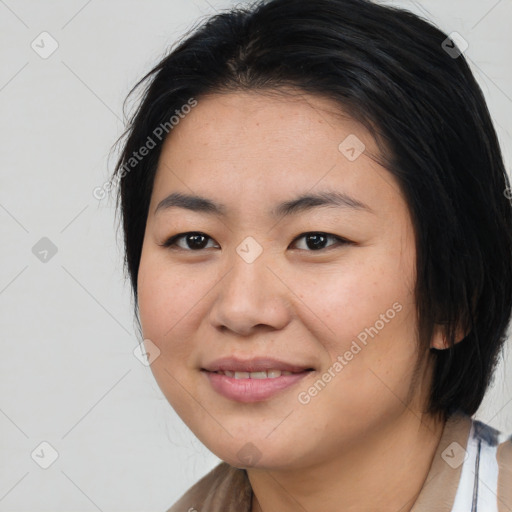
xmin=188 ymin=233 xmax=207 ymax=249
xmin=307 ymin=233 xmax=326 ymax=250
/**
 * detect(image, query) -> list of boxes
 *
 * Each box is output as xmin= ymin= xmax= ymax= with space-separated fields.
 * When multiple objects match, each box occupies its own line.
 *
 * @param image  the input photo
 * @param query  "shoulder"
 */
xmin=165 ymin=462 xmax=252 ymax=512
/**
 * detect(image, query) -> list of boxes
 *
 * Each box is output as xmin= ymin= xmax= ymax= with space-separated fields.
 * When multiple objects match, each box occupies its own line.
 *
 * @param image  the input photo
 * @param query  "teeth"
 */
xmin=219 ymin=369 xmax=294 ymax=379
xmin=249 ymin=371 xmax=268 ymax=379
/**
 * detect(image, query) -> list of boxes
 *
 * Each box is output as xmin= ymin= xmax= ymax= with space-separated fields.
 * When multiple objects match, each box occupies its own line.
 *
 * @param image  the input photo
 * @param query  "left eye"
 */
xmin=160 ymin=231 xmax=350 ymax=252
xmin=290 ymin=232 xmax=349 ymax=251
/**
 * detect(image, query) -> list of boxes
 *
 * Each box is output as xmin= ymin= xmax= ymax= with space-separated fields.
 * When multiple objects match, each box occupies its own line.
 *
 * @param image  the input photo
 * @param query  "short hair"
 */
xmin=111 ymin=0 xmax=512 ymax=420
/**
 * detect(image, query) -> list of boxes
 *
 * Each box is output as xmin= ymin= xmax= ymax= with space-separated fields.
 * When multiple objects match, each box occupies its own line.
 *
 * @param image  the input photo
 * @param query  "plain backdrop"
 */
xmin=1 ymin=0 xmax=511 ymax=510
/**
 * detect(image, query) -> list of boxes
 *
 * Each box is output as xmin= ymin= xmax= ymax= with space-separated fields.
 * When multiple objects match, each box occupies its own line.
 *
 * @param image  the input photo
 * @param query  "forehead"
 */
xmin=161 ymin=89 xmax=379 ymax=156
xmin=150 ymin=90 xmax=402 ymax=218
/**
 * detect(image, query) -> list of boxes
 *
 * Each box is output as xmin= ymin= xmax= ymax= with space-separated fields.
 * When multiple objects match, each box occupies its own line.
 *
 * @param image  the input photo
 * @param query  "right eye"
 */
xmin=160 ymin=232 xmax=220 ymax=251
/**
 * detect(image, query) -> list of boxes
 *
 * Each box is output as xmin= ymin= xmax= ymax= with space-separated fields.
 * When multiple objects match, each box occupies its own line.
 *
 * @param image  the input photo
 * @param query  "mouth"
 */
xmin=200 ymin=358 xmax=315 ymax=402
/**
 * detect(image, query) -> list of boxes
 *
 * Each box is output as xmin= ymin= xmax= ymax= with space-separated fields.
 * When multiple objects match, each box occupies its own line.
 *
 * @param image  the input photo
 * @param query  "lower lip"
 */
xmin=202 ymin=370 xmax=312 ymax=402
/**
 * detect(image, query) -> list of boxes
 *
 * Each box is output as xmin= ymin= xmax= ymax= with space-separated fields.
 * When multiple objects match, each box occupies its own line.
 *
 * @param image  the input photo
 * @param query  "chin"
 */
xmin=204 ymin=436 xmax=306 ymax=471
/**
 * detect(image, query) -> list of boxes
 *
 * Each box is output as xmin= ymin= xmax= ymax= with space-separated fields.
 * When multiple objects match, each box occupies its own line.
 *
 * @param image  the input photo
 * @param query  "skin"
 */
xmin=137 ymin=89 xmax=452 ymax=512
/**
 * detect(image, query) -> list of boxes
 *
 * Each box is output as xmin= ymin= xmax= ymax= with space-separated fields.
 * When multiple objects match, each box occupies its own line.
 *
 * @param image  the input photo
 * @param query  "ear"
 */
xmin=430 ymin=322 xmax=467 ymax=350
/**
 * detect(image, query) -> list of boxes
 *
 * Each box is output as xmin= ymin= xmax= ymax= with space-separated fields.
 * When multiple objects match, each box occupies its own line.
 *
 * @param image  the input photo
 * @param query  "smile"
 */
xmin=202 ymin=369 xmax=313 ymax=402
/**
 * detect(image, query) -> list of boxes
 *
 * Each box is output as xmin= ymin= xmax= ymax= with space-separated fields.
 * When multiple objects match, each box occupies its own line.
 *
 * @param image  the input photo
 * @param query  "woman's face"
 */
xmin=137 ymin=90 xmax=434 ymax=469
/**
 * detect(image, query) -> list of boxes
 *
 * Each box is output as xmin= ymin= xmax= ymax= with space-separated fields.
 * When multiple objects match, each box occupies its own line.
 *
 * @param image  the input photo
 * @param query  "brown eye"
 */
xmin=161 ymin=232 xmax=218 ymax=251
xmin=290 ymin=232 xmax=350 ymax=251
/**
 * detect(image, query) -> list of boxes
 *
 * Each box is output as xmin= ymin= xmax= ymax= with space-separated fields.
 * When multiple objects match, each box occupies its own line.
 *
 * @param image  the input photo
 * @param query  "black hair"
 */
xmin=110 ymin=0 xmax=512 ymax=420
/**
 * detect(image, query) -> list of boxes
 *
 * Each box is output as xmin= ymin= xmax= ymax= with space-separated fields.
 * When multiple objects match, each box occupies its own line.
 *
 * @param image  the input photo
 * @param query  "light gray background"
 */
xmin=1 ymin=0 xmax=511 ymax=510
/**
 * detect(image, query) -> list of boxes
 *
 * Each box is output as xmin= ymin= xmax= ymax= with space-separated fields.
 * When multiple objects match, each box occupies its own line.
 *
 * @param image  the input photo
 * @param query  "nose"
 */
xmin=208 ymin=245 xmax=292 ymax=337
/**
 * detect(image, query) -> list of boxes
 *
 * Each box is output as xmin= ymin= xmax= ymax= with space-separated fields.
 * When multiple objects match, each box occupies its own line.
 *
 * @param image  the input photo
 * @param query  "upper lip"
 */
xmin=202 ymin=357 xmax=314 ymax=373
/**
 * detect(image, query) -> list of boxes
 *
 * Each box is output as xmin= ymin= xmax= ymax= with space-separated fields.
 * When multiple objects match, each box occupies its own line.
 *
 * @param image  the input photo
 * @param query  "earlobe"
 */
xmin=430 ymin=323 xmax=467 ymax=350
xmin=431 ymin=335 xmax=451 ymax=350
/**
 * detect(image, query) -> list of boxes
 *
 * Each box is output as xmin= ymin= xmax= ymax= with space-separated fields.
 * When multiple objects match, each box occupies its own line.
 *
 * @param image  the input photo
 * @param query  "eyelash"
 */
xmin=159 ymin=231 xmax=352 ymax=252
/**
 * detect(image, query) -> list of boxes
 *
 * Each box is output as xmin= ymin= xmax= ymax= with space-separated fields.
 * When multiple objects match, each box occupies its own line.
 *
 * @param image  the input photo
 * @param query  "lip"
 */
xmin=202 ymin=370 xmax=313 ymax=402
xmin=202 ymin=356 xmax=314 ymax=373
xmin=201 ymin=357 xmax=315 ymax=403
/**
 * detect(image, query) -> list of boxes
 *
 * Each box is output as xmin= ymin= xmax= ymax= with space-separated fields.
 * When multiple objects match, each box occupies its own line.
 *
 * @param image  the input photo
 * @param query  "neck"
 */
xmin=248 ymin=410 xmax=446 ymax=512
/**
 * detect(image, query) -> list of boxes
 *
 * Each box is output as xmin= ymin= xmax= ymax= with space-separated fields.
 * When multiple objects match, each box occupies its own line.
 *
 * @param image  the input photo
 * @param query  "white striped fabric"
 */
xmin=451 ymin=418 xmax=512 ymax=512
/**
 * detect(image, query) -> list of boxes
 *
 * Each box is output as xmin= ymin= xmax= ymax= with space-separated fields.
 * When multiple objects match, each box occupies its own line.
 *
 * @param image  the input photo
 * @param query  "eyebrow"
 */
xmin=154 ymin=190 xmax=374 ymax=218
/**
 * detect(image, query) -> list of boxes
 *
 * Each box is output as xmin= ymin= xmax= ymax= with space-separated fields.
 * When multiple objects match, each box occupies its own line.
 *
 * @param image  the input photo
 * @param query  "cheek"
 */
xmin=294 ymin=248 xmax=414 ymax=344
xmin=137 ymin=250 xmax=204 ymax=345
xmin=136 ymin=251 xmax=208 ymax=416
xmin=294 ymin=247 xmax=419 ymax=400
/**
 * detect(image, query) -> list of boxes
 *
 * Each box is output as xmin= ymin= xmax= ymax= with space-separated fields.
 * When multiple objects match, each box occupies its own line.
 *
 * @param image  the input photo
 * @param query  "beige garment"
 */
xmin=167 ymin=412 xmax=511 ymax=512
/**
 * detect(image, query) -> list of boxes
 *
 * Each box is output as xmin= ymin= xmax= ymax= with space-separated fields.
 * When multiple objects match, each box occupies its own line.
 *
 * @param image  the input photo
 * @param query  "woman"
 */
xmin=110 ymin=0 xmax=512 ymax=510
